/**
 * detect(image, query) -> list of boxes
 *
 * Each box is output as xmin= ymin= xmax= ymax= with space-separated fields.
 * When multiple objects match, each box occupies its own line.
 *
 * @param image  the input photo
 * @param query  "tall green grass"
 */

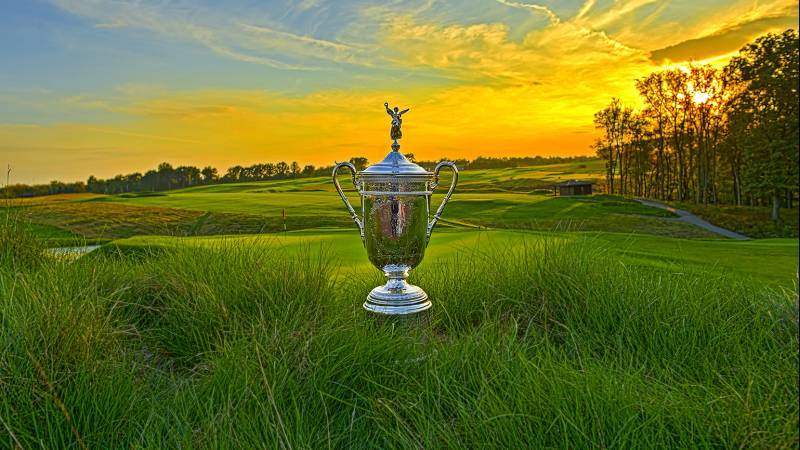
xmin=0 ymin=219 xmax=797 ymax=447
xmin=0 ymin=209 xmax=44 ymax=271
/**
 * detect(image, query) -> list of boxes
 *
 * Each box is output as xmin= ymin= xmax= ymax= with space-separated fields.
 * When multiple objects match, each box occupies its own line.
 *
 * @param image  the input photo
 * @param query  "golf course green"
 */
xmin=13 ymin=163 xmax=721 ymax=240
xmin=108 ymin=228 xmax=798 ymax=287
xmin=1 ymin=160 xmax=797 ymax=448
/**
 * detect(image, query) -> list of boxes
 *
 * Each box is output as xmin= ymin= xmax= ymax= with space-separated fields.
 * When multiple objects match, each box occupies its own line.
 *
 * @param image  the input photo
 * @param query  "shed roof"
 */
xmin=554 ymin=179 xmax=593 ymax=187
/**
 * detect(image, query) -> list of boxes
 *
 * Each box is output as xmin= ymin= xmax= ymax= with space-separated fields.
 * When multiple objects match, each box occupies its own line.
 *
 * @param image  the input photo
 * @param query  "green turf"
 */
xmin=32 ymin=164 xmax=714 ymax=238
xmin=108 ymin=228 xmax=799 ymax=287
xmin=93 ymin=161 xmax=605 ymax=198
xmin=3 ymin=161 xmax=798 ymax=447
xmin=4 ymin=162 xmax=728 ymax=240
xmin=1 ymin=218 xmax=797 ymax=448
xmin=674 ymin=202 xmax=799 ymax=238
xmin=0 ymin=209 xmax=103 ymax=246
xmin=88 ymin=164 xmax=608 ymax=216
xmin=95 ymin=164 xmax=611 ymax=219
xmin=98 ymin=189 xmax=670 ymax=222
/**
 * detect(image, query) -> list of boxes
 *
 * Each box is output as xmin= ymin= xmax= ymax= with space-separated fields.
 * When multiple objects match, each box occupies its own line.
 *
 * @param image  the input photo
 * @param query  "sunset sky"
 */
xmin=1 ymin=0 xmax=797 ymax=183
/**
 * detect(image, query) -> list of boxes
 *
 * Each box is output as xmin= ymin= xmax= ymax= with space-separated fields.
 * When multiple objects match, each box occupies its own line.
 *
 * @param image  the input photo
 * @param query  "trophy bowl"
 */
xmin=332 ymin=105 xmax=457 ymax=315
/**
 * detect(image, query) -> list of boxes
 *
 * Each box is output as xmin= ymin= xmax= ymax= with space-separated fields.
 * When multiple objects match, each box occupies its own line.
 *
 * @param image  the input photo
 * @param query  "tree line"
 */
xmin=593 ymin=29 xmax=798 ymax=221
xmin=3 ymin=154 xmax=594 ymax=198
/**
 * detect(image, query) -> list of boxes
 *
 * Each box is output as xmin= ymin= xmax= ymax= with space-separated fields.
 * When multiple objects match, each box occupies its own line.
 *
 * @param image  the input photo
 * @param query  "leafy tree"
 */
xmin=275 ymin=161 xmax=289 ymax=177
xmin=142 ymin=170 xmax=158 ymax=191
xmin=663 ymin=69 xmax=691 ymax=200
xmin=201 ymin=166 xmax=218 ymax=184
xmin=593 ymin=98 xmax=632 ymax=194
xmin=726 ymin=30 xmax=799 ymax=220
xmin=87 ymin=175 xmax=99 ymax=193
xmin=636 ymin=72 xmax=668 ymax=198
xmin=157 ymin=162 xmax=175 ymax=190
xmin=224 ymin=165 xmax=244 ymax=182
xmin=127 ymin=173 xmax=142 ymax=192
xmin=175 ymin=166 xmax=201 ymax=188
xmin=349 ymin=156 xmax=369 ymax=171
xmin=590 ymin=28 xmax=797 ymax=217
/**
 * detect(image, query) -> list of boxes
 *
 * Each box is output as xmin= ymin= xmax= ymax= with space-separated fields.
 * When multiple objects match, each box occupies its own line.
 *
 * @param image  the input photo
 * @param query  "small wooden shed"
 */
xmin=554 ymin=180 xmax=593 ymax=196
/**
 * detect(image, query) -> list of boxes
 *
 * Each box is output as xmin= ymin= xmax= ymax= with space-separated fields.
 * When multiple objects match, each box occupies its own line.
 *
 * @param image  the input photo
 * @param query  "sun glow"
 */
xmin=1 ymin=0 xmax=798 ymax=183
xmin=692 ymin=91 xmax=711 ymax=104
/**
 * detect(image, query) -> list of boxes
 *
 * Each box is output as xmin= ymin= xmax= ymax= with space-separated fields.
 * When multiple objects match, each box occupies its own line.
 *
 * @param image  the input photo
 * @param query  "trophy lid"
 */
xmin=360 ymin=102 xmax=431 ymax=180
xmin=360 ymin=148 xmax=431 ymax=178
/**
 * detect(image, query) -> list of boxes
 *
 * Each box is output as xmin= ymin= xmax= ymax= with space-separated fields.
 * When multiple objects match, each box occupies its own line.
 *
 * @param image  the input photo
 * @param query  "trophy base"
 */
xmin=364 ymin=266 xmax=431 ymax=315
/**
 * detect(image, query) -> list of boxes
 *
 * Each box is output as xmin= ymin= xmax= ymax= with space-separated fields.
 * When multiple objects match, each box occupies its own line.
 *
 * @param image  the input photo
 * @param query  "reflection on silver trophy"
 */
xmin=333 ymin=102 xmax=458 ymax=315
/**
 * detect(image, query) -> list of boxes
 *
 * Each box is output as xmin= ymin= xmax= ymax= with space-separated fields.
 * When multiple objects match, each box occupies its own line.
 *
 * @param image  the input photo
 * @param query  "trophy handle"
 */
xmin=332 ymin=162 xmax=364 ymax=242
xmin=427 ymin=161 xmax=459 ymax=240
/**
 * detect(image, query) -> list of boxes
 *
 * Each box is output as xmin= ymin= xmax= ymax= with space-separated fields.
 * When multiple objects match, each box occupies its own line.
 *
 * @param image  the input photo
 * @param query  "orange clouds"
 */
xmin=1 ymin=84 xmax=598 ymax=183
xmin=2 ymin=0 xmax=798 ymax=183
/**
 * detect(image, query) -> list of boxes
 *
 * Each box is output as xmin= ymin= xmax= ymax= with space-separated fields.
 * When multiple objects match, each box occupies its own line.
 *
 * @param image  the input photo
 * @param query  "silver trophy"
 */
xmin=333 ymin=102 xmax=458 ymax=315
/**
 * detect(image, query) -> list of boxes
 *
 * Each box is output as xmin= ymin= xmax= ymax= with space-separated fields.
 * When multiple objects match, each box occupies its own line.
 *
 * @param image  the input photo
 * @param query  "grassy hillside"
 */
xmin=2 ymin=162 xmax=797 ymax=447
xmin=8 ymin=161 xmax=725 ymax=241
xmin=19 ymin=191 xmax=714 ymax=240
xmin=1 ymin=220 xmax=797 ymax=448
xmin=675 ymin=202 xmax=800 ymax=238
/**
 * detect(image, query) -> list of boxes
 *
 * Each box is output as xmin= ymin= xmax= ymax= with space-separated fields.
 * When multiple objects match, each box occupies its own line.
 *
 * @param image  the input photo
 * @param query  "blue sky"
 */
xmin=1 ymin=0 xmax=797 ymax=183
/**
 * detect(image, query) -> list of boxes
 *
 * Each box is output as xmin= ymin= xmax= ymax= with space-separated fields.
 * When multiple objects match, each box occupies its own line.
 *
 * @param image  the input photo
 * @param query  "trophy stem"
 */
xmin=364 ymin=264 xmax=431 ymax=315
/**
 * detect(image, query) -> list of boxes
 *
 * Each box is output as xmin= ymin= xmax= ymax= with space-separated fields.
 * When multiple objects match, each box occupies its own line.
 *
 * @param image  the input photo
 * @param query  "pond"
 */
xmin=46 ymin=245 xmax=102 ymax=257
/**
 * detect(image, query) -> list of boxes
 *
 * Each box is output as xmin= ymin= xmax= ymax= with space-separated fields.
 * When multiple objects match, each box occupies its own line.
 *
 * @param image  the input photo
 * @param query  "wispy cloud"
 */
xmin=238 ymin=23 xmax=375 ymax=67
xmin=4 ymin=0 xmax=798 ymax=183
xmin=50 ymin=0 xmax=332 ymax=70
xmin=650 ymin=11 xmax=799 ymax=64
xmin=378 ymin=11 xmax=646 ymax=95
xmin=575 ymin=0 xmax=596 ymax=21
xmin=295 ymin=0 xmax=323 ymax=13
xmin=494 ymin=0 xmax=561 ymax=25
xmin=94 ymin=20 xmax=126 ymax=29
xmin=49 ymin=0 xmax=794 ymax=79
xmin=198 ymin=38 xmax=323 ymax=71
xmin=577 ymin=0 xmax=658 ymax=30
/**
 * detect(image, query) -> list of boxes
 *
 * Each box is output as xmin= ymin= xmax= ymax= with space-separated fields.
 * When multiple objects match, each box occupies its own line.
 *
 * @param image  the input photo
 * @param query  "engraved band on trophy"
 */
xmin=332 ymin=102 xmax=458 ymax=315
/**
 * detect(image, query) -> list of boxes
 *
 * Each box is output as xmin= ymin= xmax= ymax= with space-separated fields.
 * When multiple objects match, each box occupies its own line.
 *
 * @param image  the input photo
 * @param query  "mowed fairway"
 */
xmin=104 ymin=189 xmax=347 ymax=216
xmin=96 ymin=162 xmax=608 ymax=216
xmin=18 ymin=162 xmax=713 ymax=239
xmin=109 ymin=228 xmax=799 ymax=287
